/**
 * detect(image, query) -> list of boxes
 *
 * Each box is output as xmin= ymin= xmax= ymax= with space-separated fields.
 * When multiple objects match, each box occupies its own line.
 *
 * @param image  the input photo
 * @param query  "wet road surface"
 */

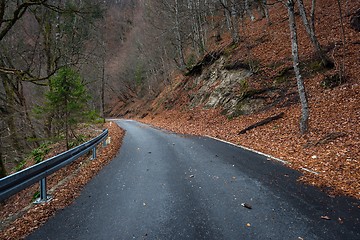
xmin=27 ymin=119 xmax=360 ymax=239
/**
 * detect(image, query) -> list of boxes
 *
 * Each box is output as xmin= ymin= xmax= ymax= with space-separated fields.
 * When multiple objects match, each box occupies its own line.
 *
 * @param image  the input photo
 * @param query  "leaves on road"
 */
xmin=321 ymin=215 xmax=331 ymax=220
xmin=241 ymin=203 xmax=252 ymax=209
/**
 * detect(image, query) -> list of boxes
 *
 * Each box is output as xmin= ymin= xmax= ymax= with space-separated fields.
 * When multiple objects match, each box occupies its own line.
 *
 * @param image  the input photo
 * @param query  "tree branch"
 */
xmin=0 ymin=0 xmax=48 ymax=42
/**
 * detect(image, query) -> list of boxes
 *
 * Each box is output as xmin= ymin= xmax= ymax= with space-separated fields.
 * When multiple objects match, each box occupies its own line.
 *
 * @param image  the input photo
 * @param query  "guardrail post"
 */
xmin=91 ymin=147 xmax=96 ymax=160
xmin=34 ymin=178 xmax=52 ymax=204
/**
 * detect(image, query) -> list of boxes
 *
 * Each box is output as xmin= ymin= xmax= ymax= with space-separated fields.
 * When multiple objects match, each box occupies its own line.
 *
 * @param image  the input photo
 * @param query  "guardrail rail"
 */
xmin=0 ymin=129 xmax=108 ymax=203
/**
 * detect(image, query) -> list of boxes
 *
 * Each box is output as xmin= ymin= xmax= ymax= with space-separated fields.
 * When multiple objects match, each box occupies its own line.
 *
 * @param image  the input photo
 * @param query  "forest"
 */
xmin=0 ymin=0 xmax=359 ymax=238
xmin=1 ymin=0 xmax=359 ymax=196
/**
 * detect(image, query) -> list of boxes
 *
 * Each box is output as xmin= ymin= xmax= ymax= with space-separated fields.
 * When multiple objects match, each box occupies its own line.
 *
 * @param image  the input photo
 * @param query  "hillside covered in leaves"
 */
xmin=110 ymin=0 xmax=360 ymax=199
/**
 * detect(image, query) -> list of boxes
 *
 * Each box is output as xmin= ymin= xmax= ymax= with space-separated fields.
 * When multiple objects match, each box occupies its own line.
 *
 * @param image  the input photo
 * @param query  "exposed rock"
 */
xmin=188 ymin=56 xmax=252 ymax=110
xmin=185 ymin=50 xmax=223 ymax=76
xmin=185 ymin=55 xmax=287 ymax=117
xmin=233 ymin=98 xmax=266 ymax=116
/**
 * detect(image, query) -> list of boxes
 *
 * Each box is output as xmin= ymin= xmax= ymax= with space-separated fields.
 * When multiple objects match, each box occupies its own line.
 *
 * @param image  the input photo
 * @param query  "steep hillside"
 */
xmin=114 ymin=1 xmax=360 ymax=199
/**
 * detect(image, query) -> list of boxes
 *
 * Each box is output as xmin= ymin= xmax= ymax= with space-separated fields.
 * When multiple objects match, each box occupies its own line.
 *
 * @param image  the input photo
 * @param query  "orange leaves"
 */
xmin=140 ymin=78 xmax=360 ymax=200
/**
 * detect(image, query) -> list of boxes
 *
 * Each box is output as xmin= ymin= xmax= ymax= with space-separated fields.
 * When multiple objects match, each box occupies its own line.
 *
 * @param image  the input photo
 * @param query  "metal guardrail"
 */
xmin=0 ymin=129 xmax=108 ymax=203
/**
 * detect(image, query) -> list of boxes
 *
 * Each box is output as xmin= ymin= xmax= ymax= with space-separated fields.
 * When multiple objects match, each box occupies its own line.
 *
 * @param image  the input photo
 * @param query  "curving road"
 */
xmin=27 ymin=119 xmax=360 ymax=239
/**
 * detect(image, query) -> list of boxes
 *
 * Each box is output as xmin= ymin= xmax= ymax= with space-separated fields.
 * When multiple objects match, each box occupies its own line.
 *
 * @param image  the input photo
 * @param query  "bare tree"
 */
xmin=219 ymin=0 xmax=240 ymax=43
xmin=0 ymin=0 xmax=105 ymax=175
xmin=0 ymin=0 xmax=47 ymax=42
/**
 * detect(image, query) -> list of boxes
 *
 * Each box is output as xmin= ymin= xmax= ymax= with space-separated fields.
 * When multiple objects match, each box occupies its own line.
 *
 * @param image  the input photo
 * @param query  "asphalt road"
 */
xmin=27 ymin=119 xmax=360 ymax=240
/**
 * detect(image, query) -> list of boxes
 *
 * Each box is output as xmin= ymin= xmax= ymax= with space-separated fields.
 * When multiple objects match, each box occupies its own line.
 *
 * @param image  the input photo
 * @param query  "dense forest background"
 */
xmin=1 ymin=0 xmax=359 ymax=180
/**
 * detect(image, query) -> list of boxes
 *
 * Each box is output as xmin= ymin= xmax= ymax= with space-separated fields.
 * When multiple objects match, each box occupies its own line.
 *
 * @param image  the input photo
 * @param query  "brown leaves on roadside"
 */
xmin=0 ymin=122 xmax=124 ymax=240
xmin=138 ymin=0 xmax=360 ymax=201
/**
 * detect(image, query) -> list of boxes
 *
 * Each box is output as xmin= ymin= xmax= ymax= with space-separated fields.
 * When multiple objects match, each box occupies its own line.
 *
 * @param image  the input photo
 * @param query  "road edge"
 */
xmin=205 ymin=135 xmax=319 ymax=175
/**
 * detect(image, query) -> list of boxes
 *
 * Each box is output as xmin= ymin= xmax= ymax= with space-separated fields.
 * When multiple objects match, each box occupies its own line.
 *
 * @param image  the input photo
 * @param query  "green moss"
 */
xmin=320 ymin=74 xmax=343 ymax=89
xmin=245 ymin=58 xmax=261 ymax=73
xmin=227 ymin=115 xmax=234 ymax=120
xmin=233 ymin=103 xmax=246 ymax=117
xmin=273 ymin=66 xmax=293 ymax=85
xmin=186 ymin=54 xmax=197 ymax=69
xmin=239 ymin=79 xmax=249 ymax=93
xmin=224 ymin=43 xmax=237 ymax=56
xmin=302 ymin=58 xmax=334 ymax=76
xmin=308 ymin=60 xmax=324 ymax=72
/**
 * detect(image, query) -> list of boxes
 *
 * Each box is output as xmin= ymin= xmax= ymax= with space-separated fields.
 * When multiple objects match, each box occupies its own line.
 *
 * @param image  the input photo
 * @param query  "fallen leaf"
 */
xmin=241 ymin=203 xmax=252 ymax=209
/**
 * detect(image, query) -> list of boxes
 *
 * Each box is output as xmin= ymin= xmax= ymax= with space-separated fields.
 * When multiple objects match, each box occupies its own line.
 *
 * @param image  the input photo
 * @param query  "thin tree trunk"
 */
xmin=288 ymin=0 xmax=309 ymax=134
xmin=188 ymin=0 xmax=200 ymax=54
xmin=336 ymin=0 xmax=346 ymax=82
xmin=219 ymin=0 xmax=239 ymax=43
xmin=0 ymin=145 xmax=6 ymax=178
xmin=297 ymin=0 xmax=330 ymax=66
xmin=222 ymin=0 xmax=232 ymax=31
xmin=263 ymin=0 xmax=270 ymax=24
xmin=18 ymin=81 xmax=39 ymax=148
xmin=41 ymin=15 xmax=55 ymax=138
xmin=1 ymin=75 xmax=22 ymax=159
xmin=310 ymin=0 xmax=316 ymax=31
xmin=196 ymin=0 xmax=206 ymax=54
xmin=174 ymin=0 xmax=186 ymax=69
xmin=0 ymin=120 xmax=7 ymax=177
xmin=101 ymin=47 xmax=105 ymax=118
xmin=230 ymin=1 xmax=239 ymax=43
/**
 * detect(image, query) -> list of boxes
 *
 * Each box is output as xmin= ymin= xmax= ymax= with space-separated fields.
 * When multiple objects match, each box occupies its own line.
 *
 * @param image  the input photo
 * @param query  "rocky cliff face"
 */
xmin=183 ymin=54 xmax=286 ymax=118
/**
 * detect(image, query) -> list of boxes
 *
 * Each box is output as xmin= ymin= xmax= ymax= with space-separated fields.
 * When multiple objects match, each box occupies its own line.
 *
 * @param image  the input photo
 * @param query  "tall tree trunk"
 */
xmin=101 ymin=43 xmax=105 ymax=118
xmin=336 ymin=0 xmax=346 ymax=82
xmin=287 ymin=0 xmax=309 ymax=134
xmin=222 ymin=0 xmax=232 ymax=31
xmin=0 ymin=159 xmax=5 ymax=178
xmin=41 ymin=16 xmax=55 ymax=138
xmin=219 ymin=0 xmax=239 ymax=43
xmin=230 ymin=1 xmax=240 ymax=43
xmin=1 ymin=74 xmax=22 ymax=160
xmin=65 ymin=110 xmax=69 ymax=149
xmin=174 ymin=0 xmax=186 ymax=70
xmin=195 ymin=0 xmax=206 ymax=54
xmin=18 ymin=81 xmax=39 ymax=148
